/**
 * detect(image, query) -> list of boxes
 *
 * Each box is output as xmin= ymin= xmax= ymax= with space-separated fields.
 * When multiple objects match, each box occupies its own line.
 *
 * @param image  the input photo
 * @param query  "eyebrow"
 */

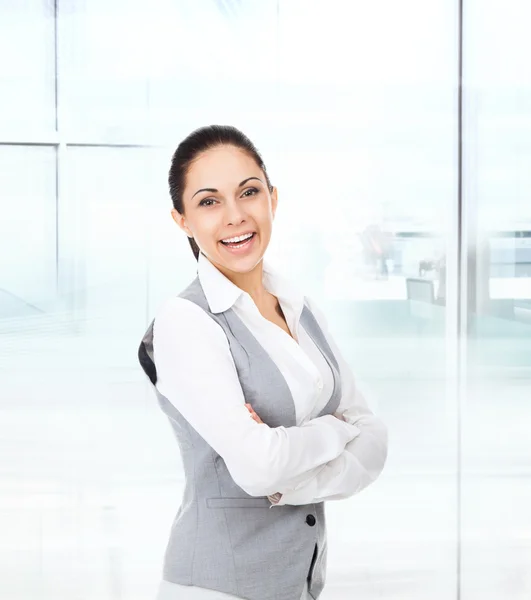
xmin=191 ymin=177 xmax=264 ymax=200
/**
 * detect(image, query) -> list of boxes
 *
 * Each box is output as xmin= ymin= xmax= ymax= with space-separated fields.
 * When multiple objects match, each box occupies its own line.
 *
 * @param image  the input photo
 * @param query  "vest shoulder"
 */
xmin=178 ymin=276 xmax=204 ymax=302
xmin=301 ymin=295 xmax=328 ymax=330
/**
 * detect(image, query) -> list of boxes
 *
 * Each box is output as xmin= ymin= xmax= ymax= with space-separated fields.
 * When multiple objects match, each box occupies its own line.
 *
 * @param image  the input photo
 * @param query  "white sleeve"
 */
xmin=270 ymin=296 xmax=388 ymax=506
xmin=151 ymin=297 xmax=361 ymax=498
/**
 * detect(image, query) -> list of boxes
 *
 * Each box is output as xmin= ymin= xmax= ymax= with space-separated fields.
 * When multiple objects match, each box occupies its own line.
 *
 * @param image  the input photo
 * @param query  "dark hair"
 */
xmin=168 ymin=125 xmax=274 ymax=261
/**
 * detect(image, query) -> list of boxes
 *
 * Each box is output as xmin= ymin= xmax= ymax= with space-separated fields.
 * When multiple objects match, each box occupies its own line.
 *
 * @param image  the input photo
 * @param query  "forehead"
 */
xmin=185 ymin=145 xmax=260 ymax=189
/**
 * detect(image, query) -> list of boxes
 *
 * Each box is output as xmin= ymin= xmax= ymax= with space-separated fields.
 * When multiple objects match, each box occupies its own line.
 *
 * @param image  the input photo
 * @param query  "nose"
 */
xmin=224 ymin=199 xmax=247 ymax=226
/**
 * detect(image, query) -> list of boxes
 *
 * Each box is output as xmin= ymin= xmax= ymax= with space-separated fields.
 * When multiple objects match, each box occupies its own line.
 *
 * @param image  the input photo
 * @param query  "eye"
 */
xmin=242 ymin=187 xmax=259 ymax=197
xmin=199 ymin=198 xmax=216 ymax=207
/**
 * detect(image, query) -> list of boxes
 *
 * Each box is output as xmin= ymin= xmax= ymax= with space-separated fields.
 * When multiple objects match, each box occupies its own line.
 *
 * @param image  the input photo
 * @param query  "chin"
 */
xmin=221 ymin=256 xmax=261 ymax=273
xmin=214 ymin=244 xmax=264 ymax=273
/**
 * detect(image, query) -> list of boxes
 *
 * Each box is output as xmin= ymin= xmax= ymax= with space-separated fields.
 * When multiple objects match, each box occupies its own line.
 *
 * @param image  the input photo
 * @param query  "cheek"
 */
xmin=259 ymin=210 xmax=274 ymax=231
xmin=190 ymin=216 xmax=219 ymax=240
xmin=255 ymin=200 xmax=274 ymax=224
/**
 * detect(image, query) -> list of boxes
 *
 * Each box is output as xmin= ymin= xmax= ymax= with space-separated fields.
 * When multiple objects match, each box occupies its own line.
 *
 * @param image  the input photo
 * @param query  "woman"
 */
xmin=138 ymin=125 xmax=388 ymax=600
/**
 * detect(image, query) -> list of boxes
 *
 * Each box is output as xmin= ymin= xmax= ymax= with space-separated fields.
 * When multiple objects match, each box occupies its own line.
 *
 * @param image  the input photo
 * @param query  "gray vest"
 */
xmin=138 ymin=276 xmax=343 ymax=600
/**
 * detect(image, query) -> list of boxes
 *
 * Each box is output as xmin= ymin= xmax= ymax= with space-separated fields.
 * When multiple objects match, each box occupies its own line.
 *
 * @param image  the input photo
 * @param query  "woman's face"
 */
xmin=172 ymin=145 xmax=278 ymax=274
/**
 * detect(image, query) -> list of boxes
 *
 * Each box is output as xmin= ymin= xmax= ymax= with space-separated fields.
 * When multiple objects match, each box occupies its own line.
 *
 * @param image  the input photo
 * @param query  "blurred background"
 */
xmin=0 ymin=0 xmax=530 ymax=599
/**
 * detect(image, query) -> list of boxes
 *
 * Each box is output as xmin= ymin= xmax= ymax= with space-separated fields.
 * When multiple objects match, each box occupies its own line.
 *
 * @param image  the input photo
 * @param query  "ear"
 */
xmin=270 ymin=186 xmax=278 ymax=218
xmin=171 ymin=208 xmax=193 ymax=237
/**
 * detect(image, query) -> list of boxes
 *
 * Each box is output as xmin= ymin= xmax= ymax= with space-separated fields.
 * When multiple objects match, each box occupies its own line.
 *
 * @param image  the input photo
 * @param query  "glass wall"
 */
xmin=461 ymin=2 xmax=531 ymax=599
xmin=269 ymin=2 xmax=459 ymax=598
xmin=0 ymin=1 xmax=529 ymax=599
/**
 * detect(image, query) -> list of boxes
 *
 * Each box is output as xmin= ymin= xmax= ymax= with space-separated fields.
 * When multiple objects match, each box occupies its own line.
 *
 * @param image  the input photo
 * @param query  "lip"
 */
xmin=219 ymin=231 xmax=257 ymax=255
xmin=219 ymin=231 xmax=256 ymax=243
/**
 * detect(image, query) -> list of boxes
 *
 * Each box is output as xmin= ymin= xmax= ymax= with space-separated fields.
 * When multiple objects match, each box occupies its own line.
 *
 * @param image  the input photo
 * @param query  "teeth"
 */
xmin=222 ymin=232 xmax=253 ymax=243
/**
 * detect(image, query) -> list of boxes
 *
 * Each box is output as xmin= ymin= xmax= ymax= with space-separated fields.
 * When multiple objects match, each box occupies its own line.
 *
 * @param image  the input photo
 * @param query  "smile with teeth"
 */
xmin=220 ymin=232 xmax=256 ymax=248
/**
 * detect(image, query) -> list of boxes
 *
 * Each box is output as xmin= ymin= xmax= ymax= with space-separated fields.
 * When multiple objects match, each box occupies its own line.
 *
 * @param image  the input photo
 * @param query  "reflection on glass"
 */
xmin=462 ymin=1 xmax=531 ymax=599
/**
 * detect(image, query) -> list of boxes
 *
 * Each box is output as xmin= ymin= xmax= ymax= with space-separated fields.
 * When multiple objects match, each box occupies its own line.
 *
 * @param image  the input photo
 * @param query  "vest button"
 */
xmin=306 ymin=514 xmax=316 ymax=526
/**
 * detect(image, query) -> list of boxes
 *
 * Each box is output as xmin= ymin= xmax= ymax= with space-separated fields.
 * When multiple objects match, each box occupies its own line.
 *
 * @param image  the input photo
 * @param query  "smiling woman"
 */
xmin=138 ymin=124 xmax=388 ymax=600
xmin=168 ymin=127 xmax=279 ymax=304
xmin=169 ymin=126 xmax=275 ymax=261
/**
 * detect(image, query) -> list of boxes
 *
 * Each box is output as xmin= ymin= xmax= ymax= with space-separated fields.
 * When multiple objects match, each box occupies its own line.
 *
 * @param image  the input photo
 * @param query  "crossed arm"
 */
xmin=265 ymin=296 xmax=388 ymax=506
xmin=152 ymin=296 xmax=387 ymax=507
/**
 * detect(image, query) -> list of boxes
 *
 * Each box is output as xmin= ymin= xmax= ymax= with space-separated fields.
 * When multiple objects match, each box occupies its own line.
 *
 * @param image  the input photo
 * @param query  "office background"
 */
xmin=1 ymin=1 xmax=530 ymax=598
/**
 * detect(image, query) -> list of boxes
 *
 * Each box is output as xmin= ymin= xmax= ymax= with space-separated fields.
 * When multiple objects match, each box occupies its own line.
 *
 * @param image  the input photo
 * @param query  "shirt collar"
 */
xmin=197 ymin=251 xmax=305 ymax=319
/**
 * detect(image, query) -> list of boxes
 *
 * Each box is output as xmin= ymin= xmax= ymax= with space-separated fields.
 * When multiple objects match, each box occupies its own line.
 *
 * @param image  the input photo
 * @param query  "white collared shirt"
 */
xmin=152 ymin=251 xmax=388 ymax=507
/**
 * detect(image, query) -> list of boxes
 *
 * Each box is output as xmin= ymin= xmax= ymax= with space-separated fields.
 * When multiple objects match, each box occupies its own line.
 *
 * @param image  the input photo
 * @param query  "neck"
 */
xmin=217 ymin=259 xmax=271 ymax=307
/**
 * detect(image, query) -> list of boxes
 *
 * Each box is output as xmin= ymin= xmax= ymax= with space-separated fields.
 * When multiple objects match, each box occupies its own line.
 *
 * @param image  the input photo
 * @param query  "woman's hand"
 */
xmin=333 ymin=410 xmax=346 ymax=421
xmin=245 ymin=403 xmax=264 ymax=424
